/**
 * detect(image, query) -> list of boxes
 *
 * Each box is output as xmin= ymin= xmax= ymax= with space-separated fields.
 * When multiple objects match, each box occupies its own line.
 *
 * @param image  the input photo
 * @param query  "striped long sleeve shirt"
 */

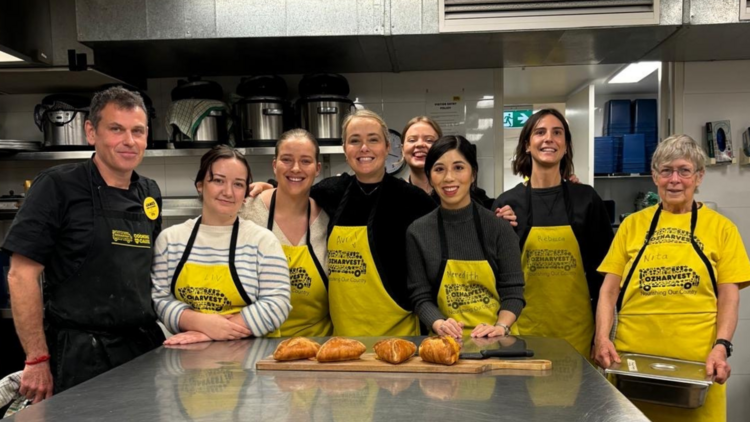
xmin=151 ymin=217 xmax=291 ymax=336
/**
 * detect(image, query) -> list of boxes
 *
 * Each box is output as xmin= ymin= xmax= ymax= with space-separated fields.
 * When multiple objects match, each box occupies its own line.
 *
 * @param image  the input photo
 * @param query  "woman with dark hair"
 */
xmin=400 ymin=116 xmax=495 ymax=208
xmin=492 ymin=108 xmax=612 ymax=357
xmin=240 ymin=129 xmax=332 ymax=337
xmin=151 ymin=146 xmax=290 ymax=345
xmin=406 ymin=136 xmax=525 ymax=338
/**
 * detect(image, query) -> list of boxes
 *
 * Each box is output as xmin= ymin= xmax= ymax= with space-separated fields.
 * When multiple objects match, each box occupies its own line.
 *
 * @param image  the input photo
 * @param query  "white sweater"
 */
xmin=151 ymin=217 xmax=290 ymax=336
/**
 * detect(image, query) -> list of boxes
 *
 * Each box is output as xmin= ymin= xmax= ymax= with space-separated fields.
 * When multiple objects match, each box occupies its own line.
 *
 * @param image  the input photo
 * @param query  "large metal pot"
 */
xmin=236 ymin=98 xmax=286 ymax=146
xmin=298 ymin=96 xmax=355 ymax=145
xmin=34 ymin=94 xmax=90 ymax=150
xmin=171 ymin=109 xmax=228 ymax=148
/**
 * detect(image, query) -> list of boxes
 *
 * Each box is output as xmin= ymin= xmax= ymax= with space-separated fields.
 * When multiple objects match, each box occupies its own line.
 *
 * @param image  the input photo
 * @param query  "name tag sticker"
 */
xmin=627 ymin=359 xmax=638 ymax=372
xmin=143 ymin=196 xmax=159 ymax=220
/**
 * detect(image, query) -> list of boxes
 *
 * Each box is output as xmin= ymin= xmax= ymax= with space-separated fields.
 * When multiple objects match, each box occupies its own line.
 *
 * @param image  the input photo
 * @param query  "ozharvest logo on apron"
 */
xmin=289 ymin=266 xmax=314 ymax=292
xmin=111 ymin=229 xmax=151 ymax=248
xmin=526 ymin=248 xmax=577 ymax=273
xmin=328 ymin=249 xmax=368 ymax=279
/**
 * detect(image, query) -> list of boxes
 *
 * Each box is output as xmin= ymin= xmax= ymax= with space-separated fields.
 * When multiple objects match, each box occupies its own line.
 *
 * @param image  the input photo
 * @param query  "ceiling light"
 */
xmin=608 ymin=62 xmax=660 ymax=84
xmin=0 ymin=50 xmax=24 ymax=63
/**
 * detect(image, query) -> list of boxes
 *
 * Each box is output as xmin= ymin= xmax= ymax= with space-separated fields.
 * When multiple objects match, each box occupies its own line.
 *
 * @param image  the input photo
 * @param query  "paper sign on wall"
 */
xmin=427 ymin=95 xmax=466 ymax=136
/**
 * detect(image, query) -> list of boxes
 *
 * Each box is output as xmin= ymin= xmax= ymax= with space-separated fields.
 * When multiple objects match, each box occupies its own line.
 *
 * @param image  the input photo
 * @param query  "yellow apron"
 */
xmin=511 ymin=182 xmax=595 ymax=358
xmin=614 ymin=202 xmax=721 ymax=422
xmin=176 ymin=364 xmax=247 ymax=420
xmin=327 ymin=180 xmax=420 ymax=337
xmin=435 ymin=204 xmax=501 ymax=337
xmin=171 ymin=217 xmax=251 ymax=316
xmin=267 ymin=191 xmax=333 ymax=337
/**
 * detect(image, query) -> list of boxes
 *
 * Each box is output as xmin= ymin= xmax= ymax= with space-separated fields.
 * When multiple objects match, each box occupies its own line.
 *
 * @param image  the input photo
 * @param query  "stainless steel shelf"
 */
xmin=0 ymin=145 xmax=344 ymax=161
xmin=594 ymin=173 xmax=651 ymax=179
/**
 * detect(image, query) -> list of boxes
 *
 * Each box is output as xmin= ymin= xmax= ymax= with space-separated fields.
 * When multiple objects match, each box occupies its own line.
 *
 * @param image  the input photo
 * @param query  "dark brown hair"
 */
xmin=275 ymin=128 xmax=320 ymax=162
xmin=195 ymin=145 xmax=253 ymax=198
xmin=512 ymin=108 xmax=574 ymax=179
xmin=88 ymin=86 xmax=147 ymax=129
xmin=402 ymin=116 xmax=443 ymax=140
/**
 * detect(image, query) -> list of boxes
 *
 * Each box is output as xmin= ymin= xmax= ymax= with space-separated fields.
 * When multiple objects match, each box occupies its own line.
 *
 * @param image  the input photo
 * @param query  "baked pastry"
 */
xmin=373 ymin=338 xmax=416 ymax=364
xmin=419 ymin=336 xmax=461 ymax=365
xmin=273 ymin=337 xmax=321 ymax=361
xmin=316 ymin=337 xmax=367 ymax=362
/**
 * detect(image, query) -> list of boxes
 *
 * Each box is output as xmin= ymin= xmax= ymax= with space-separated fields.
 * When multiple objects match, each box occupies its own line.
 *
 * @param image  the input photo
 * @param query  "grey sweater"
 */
xmin=406 ymin=202 xmax=526 ymax=329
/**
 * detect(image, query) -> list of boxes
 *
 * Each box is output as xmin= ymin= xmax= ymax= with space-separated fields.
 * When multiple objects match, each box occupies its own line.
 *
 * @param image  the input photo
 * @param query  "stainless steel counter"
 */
xmin=6 ymin=336 xmax=648 ymax=422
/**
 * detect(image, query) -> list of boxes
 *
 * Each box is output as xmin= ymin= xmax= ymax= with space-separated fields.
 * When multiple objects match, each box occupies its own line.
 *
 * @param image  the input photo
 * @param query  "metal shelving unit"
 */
xmin=0 ymin=145 xmax=344 ymax=161
xmin=594 ymin=173 xmax=651 ymax=179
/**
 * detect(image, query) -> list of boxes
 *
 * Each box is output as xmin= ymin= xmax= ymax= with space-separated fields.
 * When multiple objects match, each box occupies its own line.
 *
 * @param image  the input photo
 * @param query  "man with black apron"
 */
xmin=2 ymin=87 xmax=164 ymax=402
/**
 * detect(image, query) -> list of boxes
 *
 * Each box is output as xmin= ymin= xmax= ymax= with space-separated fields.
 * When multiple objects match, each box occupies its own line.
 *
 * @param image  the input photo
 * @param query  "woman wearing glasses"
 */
xmin=594 ymin=135 xmax=750 ymax=422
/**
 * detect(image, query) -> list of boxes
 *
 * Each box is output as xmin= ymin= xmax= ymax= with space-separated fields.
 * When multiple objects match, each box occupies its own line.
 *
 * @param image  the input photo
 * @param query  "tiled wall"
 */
xmin=680 ymin=60 xmax=750 ymax=422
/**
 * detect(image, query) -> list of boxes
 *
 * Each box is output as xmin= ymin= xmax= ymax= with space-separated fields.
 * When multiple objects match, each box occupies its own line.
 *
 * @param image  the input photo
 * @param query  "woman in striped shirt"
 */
xmin=151 ymin=146 xmax=290 ymax=345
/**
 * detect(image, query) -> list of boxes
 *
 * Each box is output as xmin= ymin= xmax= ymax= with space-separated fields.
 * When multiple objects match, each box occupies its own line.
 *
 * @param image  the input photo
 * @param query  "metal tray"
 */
xmin=605 ymin=353 xmax=713 ymax=409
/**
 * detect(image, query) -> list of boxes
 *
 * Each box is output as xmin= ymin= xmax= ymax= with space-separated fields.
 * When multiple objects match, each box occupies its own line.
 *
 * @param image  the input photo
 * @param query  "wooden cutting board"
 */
xmin=256 ymin=353 xmax=552 ymax=374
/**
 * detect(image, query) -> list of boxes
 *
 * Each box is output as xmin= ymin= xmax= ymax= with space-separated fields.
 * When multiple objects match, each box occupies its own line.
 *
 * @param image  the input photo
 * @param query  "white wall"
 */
xmin=566 ymin=85 xmax=595 ymax=186
xmin=679 ymin=60 xmax=750 ymax=422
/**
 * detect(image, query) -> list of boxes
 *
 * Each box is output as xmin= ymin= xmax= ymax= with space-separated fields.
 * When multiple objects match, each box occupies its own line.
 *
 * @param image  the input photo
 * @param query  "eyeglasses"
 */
xmin=657 ymin=167 xmax=697 ymax=179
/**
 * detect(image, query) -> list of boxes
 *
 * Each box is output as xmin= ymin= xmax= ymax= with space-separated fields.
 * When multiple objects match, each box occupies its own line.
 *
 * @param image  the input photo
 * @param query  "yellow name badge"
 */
xmin=143 ymin=196 xmax=159 ymax=220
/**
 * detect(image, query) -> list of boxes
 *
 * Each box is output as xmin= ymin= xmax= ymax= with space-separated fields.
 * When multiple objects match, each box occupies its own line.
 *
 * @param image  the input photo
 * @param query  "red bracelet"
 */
xmin=25 ymin=354 xmax=51 ymax=366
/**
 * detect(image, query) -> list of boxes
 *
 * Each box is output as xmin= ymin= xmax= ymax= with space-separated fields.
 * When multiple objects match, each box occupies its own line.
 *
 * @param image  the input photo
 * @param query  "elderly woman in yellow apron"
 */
xmin=594 ymin=134 xmax=750 ymax=422
xmin=406 ymin=136 xmax=525 ymax=338
xmin=492 ymin=108 xmax=614 ymax=357
xmin=240 ymin=129 xmax=332 ymax=337
xmin=151 ymin=146 xmax=291 ymax=344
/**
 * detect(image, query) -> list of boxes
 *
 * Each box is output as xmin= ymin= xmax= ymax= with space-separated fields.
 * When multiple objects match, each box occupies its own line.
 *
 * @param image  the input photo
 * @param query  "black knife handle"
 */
xmin=481 ymin=349 xmax=534 ymax=358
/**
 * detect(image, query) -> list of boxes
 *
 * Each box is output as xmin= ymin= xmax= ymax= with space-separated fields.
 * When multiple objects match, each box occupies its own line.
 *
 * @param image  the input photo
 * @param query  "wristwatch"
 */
xmin=494 ymin=323 xmax=511 ymax=336
xmin=714 ymin=339 xmax=733 ymax=357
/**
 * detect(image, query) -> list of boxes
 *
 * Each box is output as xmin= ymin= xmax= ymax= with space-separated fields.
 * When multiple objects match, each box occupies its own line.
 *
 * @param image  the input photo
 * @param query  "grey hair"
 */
xmin=341 ymin=109 xmax=390 ymax=147
xmin=88 ymin=86 xmax=147 ymax=129
xmin=651 ymin=134 xmax=707 ymax=172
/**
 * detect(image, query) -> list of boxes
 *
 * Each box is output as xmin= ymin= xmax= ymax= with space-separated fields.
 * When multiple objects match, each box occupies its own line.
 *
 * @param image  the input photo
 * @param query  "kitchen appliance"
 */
xmin=605 ymin=353 xmax=713 ymax=409
xmin=33 ymin=94 xmax=90 ymax=150
xmin=235 ymin=75 xmax=288 ymax=147
xmin=297 ymin=74 xmax=355 ymax=146
xmin=169 ymin=76 xmax=229 ymax=148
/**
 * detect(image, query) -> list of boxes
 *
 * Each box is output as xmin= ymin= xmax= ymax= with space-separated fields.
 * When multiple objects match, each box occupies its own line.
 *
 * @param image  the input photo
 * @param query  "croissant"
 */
xmin=419 ymin=336 xmax=461 ymax=365
xmin=373 ymin=338 xmax=416 ymax=364
xmin=273 ymin=337 xmax=321 ymax=361
xmin=316 ymin=337 xmax=366 ymax=362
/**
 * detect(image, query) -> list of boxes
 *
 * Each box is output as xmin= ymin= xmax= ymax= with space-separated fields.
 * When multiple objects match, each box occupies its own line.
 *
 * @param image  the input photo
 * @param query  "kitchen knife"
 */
xmin=459 ymin=349 xmax=534 ymax=359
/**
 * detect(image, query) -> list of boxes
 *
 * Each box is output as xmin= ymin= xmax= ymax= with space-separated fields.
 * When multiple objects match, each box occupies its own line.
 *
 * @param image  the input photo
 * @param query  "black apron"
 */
xmin=45 ymin=161 xmax=164 ymax=393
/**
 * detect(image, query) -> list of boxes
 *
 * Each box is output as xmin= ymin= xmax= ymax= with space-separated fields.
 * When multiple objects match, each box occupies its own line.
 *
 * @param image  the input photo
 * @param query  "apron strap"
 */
xmin=269 ymin=190 xmax=329 ymax=288
xmin=690 ymin=201 xmax=718 ymax=296
xmin=616 ymin=205 xmax=662 ymax=311
xmin=229 ymin=217 xmax=253 ymax=305
xmin=171 ymin=217 xmax=203 ymax=294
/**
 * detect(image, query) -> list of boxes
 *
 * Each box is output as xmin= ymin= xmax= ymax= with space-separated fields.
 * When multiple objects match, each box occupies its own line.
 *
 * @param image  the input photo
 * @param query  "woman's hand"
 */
xmin=197 ymin=314 xmax=252 ymax=341
xmin=593 ymin=337 xmax=621 ymax=368
xmin=248 ymin=182 xmax=274 ymax=197
xmin=568 ymin=174 xmax=580 ymax=184
xmin=471 ymin=322 xmax=506 ymax=338
xmin=706 ymin=345 xmax=732 ymax=384
xmin=164 ymin=331 xmax=212 ymax=346
xmin=432 ymin=318 xmax=463 ymax=339
xmin=494 ymin=205 xmax=518 ymax=227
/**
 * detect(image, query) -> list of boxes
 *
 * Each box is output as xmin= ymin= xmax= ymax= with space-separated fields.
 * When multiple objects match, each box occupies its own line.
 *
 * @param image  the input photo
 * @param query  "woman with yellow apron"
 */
xmin=595 ymin=135 xmax=750 ymax=422
xmin=492 ymin=108 xmax=613 ymax=357
xmin=248 ymin=110 xmax=436 ymax=336
xmin=406 ymin=136 xmax=525 ymax=339
xmin=241 ymin=129 xmax=332 ymax=337
xmin=152 ymin=146 xmax=291 ymax=344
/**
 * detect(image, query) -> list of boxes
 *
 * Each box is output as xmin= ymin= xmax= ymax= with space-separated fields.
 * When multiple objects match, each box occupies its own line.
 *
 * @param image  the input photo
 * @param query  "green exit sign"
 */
xmin=504 ymin=110 xmax=532 ymax=128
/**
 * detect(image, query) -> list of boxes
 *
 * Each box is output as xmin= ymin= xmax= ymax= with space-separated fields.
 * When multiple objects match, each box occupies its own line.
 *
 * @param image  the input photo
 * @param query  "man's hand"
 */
xmin=494 ymin=205 xmax=518 ymax=227
xmin=19 ymin=361 xmax=54 ymax=404
xmin=706 ymin=345 xmax=731 ymax=384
